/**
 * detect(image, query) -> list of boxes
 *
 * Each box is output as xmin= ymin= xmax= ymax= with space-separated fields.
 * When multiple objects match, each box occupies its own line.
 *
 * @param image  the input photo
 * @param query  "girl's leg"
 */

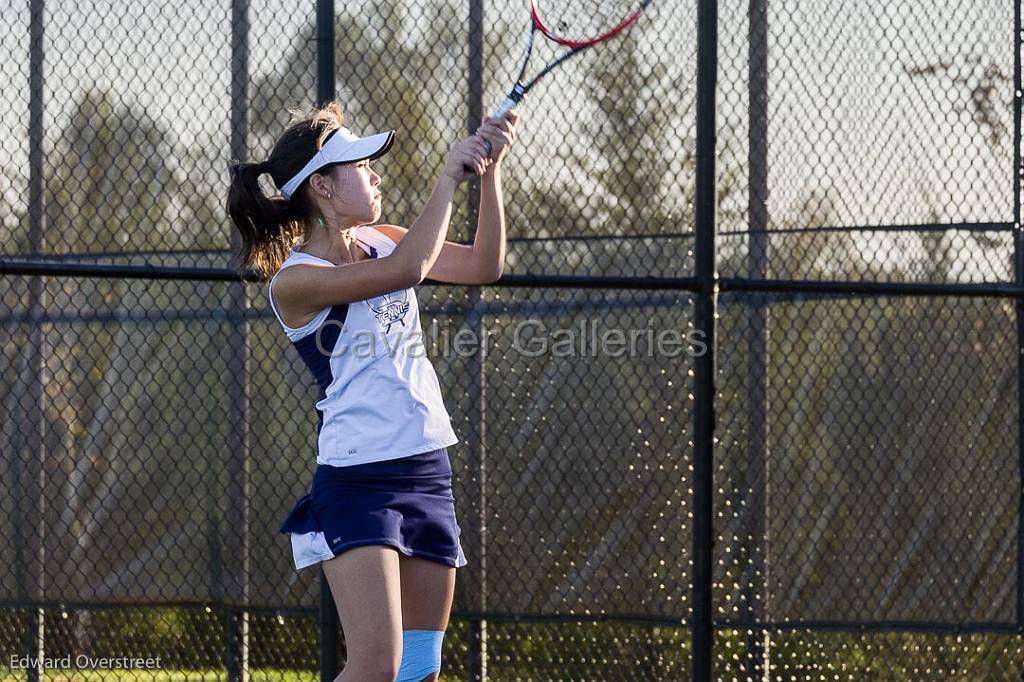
xmin=322 ymin=545 xmax=404 ymax=682
xmin=397 ymin=554 xmax=456 ymax=682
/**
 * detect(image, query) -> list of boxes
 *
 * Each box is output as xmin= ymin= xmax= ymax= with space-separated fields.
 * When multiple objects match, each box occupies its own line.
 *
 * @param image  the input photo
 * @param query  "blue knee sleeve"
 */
xmin=395 ymin=629 xmax=445 ymax=682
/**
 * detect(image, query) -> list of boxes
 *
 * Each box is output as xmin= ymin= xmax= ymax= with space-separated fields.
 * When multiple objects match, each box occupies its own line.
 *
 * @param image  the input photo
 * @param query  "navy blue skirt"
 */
xmin=279 ymin=447 xmax=467 ymax=570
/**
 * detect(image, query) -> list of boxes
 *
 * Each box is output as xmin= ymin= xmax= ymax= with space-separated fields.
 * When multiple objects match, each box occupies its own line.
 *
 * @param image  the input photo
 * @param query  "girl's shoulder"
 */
xmin=357 ymin=224 xmax=401 ymax=254
xmin=362 ymin=224 xmax=404 ymax=247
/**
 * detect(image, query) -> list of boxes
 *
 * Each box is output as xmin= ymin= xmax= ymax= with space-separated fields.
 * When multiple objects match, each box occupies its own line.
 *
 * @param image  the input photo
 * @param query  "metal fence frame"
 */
xmin=3 ymin=0 xmax=1023 ymax=680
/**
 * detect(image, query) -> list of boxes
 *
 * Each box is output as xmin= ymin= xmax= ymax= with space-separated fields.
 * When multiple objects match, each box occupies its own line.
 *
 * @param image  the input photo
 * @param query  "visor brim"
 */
xmin=280 ymin=129 xmax=396 ymax=199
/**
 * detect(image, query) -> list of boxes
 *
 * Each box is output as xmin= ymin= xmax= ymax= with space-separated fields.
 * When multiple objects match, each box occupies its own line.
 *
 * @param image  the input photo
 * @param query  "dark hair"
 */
xmin=226 ymin=102 xmax=346 ymax=281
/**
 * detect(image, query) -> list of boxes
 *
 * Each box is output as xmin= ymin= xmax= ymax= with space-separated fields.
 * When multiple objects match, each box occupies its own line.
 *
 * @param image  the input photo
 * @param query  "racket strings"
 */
xmin=534 ymin=0 xmax=642 ymax=44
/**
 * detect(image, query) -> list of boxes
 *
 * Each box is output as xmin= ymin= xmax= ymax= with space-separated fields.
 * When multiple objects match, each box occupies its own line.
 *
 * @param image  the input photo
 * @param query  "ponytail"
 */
xmin=227 ymin=160 xmax=305 ymax=281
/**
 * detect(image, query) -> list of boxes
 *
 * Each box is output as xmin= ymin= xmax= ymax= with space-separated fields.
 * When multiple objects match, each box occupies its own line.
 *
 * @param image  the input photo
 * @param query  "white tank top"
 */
xmin=268 ymin=225 xmax=459 ymax=467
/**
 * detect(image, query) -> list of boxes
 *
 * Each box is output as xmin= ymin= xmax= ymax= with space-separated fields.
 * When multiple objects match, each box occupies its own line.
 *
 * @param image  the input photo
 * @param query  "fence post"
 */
xmin=1014 ymin=0 xmax=1023 ymax=633
xmin=744 ymin=0 xmax=771 ymax=677
xmin=466 ymin=0 xmax=488 ymax=679
xmin=314 ymin=2 xmax=342 ymax=680
xmin=316 ymin=0 xmax=336 ymax=107
xmin=692 ymin=0 xmax=718 ymax=679
xmin=226 ymin=0 xmax=252 ymax=679
xmin=16 ymin=2 xmax=49 ymax=681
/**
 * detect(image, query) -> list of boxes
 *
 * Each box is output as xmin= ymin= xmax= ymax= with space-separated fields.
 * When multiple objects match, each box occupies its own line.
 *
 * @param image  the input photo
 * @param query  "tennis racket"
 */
xmin=465 ymin=0 xmax=652 ymax=173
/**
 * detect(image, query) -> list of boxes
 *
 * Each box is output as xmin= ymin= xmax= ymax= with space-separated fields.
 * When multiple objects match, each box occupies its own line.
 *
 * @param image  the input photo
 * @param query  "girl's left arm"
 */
xmin=465 ymin=163 xmax=506 ymax=282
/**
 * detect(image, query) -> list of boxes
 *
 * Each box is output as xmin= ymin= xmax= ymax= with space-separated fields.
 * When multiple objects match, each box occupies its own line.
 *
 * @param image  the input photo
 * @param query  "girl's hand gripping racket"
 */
xmin=464 ymin=0 xmax=652 ymax=174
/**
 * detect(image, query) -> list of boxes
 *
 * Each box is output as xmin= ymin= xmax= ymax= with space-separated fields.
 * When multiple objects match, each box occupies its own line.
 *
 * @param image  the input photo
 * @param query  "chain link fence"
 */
xmin=1 ymin=0 xmax=1022 ymax=680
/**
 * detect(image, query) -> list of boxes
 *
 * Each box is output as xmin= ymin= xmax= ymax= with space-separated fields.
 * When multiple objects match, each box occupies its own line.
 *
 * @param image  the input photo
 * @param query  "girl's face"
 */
xmin=322 ymin=160 xmax=382 ymax=225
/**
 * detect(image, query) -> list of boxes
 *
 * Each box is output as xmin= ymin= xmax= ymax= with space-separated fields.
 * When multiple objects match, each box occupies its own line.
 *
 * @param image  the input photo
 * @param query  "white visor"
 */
xmin=279 ymin=126 xmax=395 ymax=200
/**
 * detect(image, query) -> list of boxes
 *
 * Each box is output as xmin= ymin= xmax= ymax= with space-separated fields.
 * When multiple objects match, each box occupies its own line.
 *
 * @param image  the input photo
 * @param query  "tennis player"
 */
xmin=227 ymin=101 xmax=518 ymax=682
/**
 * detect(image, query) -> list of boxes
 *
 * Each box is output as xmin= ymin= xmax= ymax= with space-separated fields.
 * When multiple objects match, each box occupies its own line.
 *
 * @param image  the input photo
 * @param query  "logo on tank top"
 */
xmin=366 ymin=289 xmax=411 ymax=333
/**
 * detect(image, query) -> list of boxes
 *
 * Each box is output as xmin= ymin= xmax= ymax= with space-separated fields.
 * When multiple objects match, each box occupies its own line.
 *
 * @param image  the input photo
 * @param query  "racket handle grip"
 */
xmin=491 ymin=96 xmax=518 ymax=119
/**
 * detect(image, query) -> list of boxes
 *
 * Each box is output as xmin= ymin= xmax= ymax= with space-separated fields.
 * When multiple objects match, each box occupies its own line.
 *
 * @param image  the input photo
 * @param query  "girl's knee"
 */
xmin=338 ymin=655 xmax=401 ymax=682
xmin=342 ymin=635 xmax=402 ymax=682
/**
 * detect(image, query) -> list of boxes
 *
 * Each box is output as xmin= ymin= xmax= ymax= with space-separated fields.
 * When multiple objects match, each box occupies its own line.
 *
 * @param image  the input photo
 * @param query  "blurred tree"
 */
xmin=249 ymin=0 xmax=462 ymax=230
xmin=582 ymin=28 xmax=745 ymax=237
xmin=580 ymin=29 xmax=690 ymax=236
xmin=0 ymin=186 xmax=27 ymax=256
xmin=904 ymin=54 xmax=1010 ymax=147
xmin=905 ymin=53 xmax=1013 ymax=276
xmin=44 ymin=89 xmax=178 ymax=256
xmin=28 ymin=87 xmax=228 ymax=654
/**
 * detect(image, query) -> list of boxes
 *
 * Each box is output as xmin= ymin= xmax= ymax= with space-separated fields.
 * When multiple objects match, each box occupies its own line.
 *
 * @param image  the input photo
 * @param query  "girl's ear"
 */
xmin=308 ymin=173 xmax=330 ymax=200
